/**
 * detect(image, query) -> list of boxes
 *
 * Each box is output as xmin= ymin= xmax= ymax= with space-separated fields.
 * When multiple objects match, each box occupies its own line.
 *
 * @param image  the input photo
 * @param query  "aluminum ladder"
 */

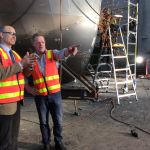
xmin=108 ymin=23 xmax=138 ymax=104
xmin=124 ymin=0 xmax=138 ymax=92
xmin=91 ymin=40 xmax=112 ymax=92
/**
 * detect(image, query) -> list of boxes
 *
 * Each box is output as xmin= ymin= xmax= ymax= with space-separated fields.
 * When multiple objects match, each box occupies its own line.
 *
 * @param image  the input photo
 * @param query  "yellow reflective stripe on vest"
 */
xmin=0 ymin=79 xmax=24 ymax=87
xmin=38 ymin=84 xmax=60 ymax=94
xmin=34 ymin=75 xmax=59 ymax=85
xmin=12 ymin=50 xmax=21 ymax=60
xmin=0 ymin=48 xmax=8 ymax=59
xmin=18 ymin=79 xmax=25 ymax=85
xmin=0 ymin=91 xmax=24 ymax=99
xmin=39 ymin=87 xmax=47 ymax=94
xmin=48 ymin=84 xmax=60 ymax=90
xmin=47 ymin=50 xmax=51 ymax=59
xmin=34 ymin=78 xmax=44 ymax=84
xmin=45 ymin=75 xmax=59 ymax=81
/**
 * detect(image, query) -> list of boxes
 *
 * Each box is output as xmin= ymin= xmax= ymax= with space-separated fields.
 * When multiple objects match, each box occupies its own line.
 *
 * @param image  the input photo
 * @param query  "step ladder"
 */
xmin=124 ymin=0 xmax=138 ymax=92
xmin=91 ymin=40 xmax=112 ymax=92
xmin=87 ymin=14 xmax=113 ymax=92
xmin=108 ymin=23 xmax=138 ymax=104
xmin=88 ymin=8 xmax=114 ymax=92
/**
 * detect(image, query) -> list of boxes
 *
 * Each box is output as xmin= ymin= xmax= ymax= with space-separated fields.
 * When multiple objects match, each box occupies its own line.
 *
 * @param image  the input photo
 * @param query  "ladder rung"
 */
xmin=115 ymin=68 xmax=130 ymax=71
xmin=127 ymin=73 xmax=136 ymax=77
xmin=129 ymin=2 xmax=137 ymax=7
xmin=98 ymin=63 xmax=109 ymax=65
xmin=114 ymin=56 xmax=127 ymax=59
xmin=100 ymin=71 xmax=111 ymax=73
xmin=129 ymin=64 xmax=135 ymax=66
xmin=95 ymin=79 xmax=109 ymax=83
xmin=129 ymin=16 xmax=137 ymax=21
xmin=98 ymin=86 xmax=108 ymax=89
xmin=128 ymin=53 xmax=135 ymax=56
xmin=97 ymin=78 xmax=110 ymax=81
xmin=99 ymin=85 xmax=109 ymax=88
xmin=118 ymin=93 xmax=136 ymax=98
xmin=113 ymin=43 xmax=124 ymax=48
xmin=101 ymin=54 xmax=111 ymax=57
xmin=129 ymin=31 xmax=136 ymax=35
xmin=128 ymin=43 xmax=136 ymax=45
xmin=117 ymin=80 xmax=133 ymax=85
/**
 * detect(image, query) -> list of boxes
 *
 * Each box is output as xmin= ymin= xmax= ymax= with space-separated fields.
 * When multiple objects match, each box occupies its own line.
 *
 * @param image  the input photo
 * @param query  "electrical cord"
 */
xmin=109 ymin=98 xmax=150 ymax=135
xmin=63 ymin=97 xmax=150 ymax=136
xmin=63 ymin=99 xmax=105 ymax=127
xmin=21 ymin=118 xmax=40 ymax=125
xmin=11 ymin=0 xmax=36 ymax=25
xmin=21 ymin=97 xmax=150 ymax=137
xmin=84 ymin=0 xmax=100 ymax=16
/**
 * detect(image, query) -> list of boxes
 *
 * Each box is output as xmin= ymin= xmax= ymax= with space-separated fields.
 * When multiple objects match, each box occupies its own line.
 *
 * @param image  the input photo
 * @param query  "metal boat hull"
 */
xmin=0 ymin=0 xmax=102 ymax=82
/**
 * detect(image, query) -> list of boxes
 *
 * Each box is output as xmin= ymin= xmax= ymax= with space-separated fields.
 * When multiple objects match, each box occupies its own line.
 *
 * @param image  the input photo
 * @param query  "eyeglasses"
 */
xmin=2 ymin=32 xmax=16 ymax=36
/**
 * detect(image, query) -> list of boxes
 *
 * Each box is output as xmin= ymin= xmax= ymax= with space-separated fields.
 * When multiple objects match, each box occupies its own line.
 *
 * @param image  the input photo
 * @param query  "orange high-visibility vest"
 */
xmin=32 ymin=50 xmax=60 ymax=96
xmin=0 ymin=48 xmax=25 ymax=103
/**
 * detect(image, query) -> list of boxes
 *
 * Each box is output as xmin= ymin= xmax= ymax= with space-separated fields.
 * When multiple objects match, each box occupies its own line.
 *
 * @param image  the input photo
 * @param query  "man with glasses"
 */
xmin=0 ymin=25 xmax=36 ymax=150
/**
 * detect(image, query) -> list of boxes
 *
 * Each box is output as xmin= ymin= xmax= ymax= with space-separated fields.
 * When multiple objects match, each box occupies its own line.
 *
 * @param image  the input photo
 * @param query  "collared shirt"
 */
xmin=0 ymin=44 xmax=23 ymax=69
xmin=37 ymin=48 xmax=67 ymax=76
xmin=0 ymin=44 xmax=11 ymax=59
xmin=53 ymin=48 xmax=67 ymax=60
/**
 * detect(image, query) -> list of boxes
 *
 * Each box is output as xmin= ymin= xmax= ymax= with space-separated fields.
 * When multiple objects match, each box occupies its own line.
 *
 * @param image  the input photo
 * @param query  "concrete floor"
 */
xmin=18 ymin=78 xmax=150 ymax=150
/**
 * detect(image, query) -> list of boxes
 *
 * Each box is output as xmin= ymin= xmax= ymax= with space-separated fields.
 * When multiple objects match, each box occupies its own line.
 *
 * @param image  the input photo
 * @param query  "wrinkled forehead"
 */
xmin=34 ymin=36 xmax=45 ymax=43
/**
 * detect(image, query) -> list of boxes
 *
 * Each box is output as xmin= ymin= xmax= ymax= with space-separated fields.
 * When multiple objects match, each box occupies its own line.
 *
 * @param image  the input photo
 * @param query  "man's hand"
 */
xmin=25 ymin=84 xmax=38 ymax=96
xmin=68 ymin=44 xmax=80 ymax=56
xmin=21 ymin=52 xmax=37 ymax=68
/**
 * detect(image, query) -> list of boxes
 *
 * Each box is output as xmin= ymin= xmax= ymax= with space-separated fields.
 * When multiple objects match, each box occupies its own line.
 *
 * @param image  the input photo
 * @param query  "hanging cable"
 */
xmin=11 ymin=0 xmax=37 ymax=25
xmin=72 ymin=0 xmax=97 ymax=25
xmin=84 ymin=0 xmax=100 ymax=16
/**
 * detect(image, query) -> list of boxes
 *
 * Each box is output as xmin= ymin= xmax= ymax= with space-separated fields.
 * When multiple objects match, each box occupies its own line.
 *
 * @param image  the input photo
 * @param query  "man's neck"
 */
xmin=37 ymin=50 xmax=46 ymax=58
xmin=1 ymin=43 xmax=12 ymax=49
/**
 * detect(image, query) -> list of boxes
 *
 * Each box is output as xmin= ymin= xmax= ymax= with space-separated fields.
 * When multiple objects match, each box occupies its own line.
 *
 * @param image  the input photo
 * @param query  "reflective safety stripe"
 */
xmin=18 ymin=79 xmax=25 ymax=85
xmin=12 ymin=50 xmax=21 ymax=59
xmin=48 ymin=84 xmax=60 ymax=90
xmin=38 ymin=84 xmax=60 ymax=94
xmin=39 ymin=87 xmax=47 ymax=94
xmin=47 ymin=50 xmax=51 ymax=59
xmin=0 ymin=79 xmax=24 ymax=87
xmin=0 ymin=48 xmax=8 ymax=59
xmin=34 ymin=75 xmax=59 ymax=85
xmin=0 ymin=91 xmax=24 ymax=99
xmin=34 ymin=78 xmax=44 ymax=84
xmin=45 ymin=75 xmax=59 ymax=81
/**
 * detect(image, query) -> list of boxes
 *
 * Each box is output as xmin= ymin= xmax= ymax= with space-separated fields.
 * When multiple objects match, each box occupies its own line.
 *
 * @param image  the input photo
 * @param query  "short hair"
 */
xmin=0 ymin=25 xmax=15 ymax=33
xmin=32 ymin=33 xmax=45 ymax=41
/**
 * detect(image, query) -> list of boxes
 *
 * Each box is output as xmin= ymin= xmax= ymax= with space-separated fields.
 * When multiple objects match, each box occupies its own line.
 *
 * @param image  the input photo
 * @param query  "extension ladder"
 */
xmin=124 ymin=0 xmax=138 ymax=92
